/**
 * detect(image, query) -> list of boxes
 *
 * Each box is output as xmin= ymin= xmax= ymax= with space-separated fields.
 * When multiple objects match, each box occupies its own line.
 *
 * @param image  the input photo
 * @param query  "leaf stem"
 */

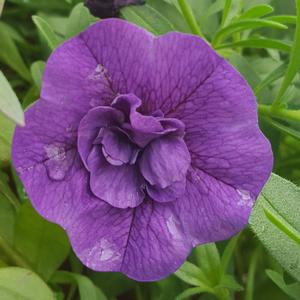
xmin=177 ymin=0 xmax=205 ymax=38
xmin=258 ymin=104 xmax=300 ymax=123
xmin=0 ymin=235 xmax=31 ymax=269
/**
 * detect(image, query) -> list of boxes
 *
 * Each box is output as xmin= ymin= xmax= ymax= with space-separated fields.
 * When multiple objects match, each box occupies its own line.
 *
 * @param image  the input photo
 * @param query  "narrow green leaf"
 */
xmin=239 ymin=4 xmax=274 ymax=19
xmin=0 ymin=71 xmax=24 ymax=126
xmin=30 ymin=61 xmax=45 ymax=90
xmin=14 ymin=202 xmax=70 ymax=280
xmin=265 ymin=118 xmax=300 ymax=141
xmin=221 ymin=0 xmax=233 ymax=27
xmin=220 ymin=234 xmax=240 ymax=275
xmin=216 ymin=38 xmax=292 ymax=53
xmin=254 ymin=63 xmax=287 ymax=95
xmin=266 ymin=269 xmax=300 ymax=300
xmin=0 ymin=22 xmax=31 ymax=82
xmin=250 ymin=173 xmax=300 ymax=281
xmin=121 ymin=4 xmax=175 ymax=35
xmin=175 ymin=287 xmax=206 ymax=300
xmin=245 ymin=250 xmax=260 ymax=300
xmin=0 ymin=267 xmax=55 ymax=300
xmin=51 ymin=271 xmax=107 ymax=300
xmin=213 ymin=19 xmax=287 ymax=47
xmin=267 ymin=15 xmax=297 ymax=25
xmin=65 ymin=3 xmax=98 ymax=39
xmin=0 ymin=112 xmax=15 ymax=163
xmin=175 ymin=261 xmax=211 ymax=288
xmin=32 ymin=15 xmax=60 ymax=50
xmin=195 ymin=243 xmax=221 ymax=286
xmin=273 ymin=0 xmax=300 ymax=107
xmin=217 ymin=274 xmax=243 ymax=291
xmin=0 ymin=0 xmax=5 ymax=16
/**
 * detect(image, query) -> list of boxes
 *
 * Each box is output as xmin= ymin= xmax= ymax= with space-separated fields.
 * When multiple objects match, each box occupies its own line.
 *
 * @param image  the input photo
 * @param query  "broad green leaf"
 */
xmin=0 ymin=112 xmax=15 ymax=163
xmin=32 ymin=15 xmax=60 ymax=50
xmin=216 ymin=38 xmax=292 ymax=52
xmin=267 ymin=15 xmax=297 ymax=25
xmin=121 ymin=4 xmax=175 ymax=35
xmin=30 ymin=61 xmax=45 ymax=90
xmin=0 ymin=71 xmax=24 ymax=126
xmin=0 ymin=267 xmax=55 ymax=300
xmin=51 ymin=271 xmax=107 ymax=300
xmin=195 ymin=243 xmax=221 ymax=285
xmin=0 ymin=172 xmax=18 ymax=245
xmin=175 ymin=261 xmax=211 ymax=288
xmin=213 ymin=19 xmax=287 ymax=47
xmin=14 ymin=202 xmax=70 ymax=280
xmin=65 ymin=3 xmax=98 ymax=39
xmin=8 ymin=0 xmax=71 ymax=12
xmin=175 ymin=287 xmax=206 ymax=300
xmin=250 ymin=173 xmax=300 ymax=281
xmin=266 ymin=269 xmax=300 ymax=300
xmin=254 ymin=63 xmax=287 ymax=95
xmin=273 ymin=0 xmax=300 ymax=106
xmin=0 ymin=22 xmax=31 ymax=82
xmin=239 ymin=4 xmax=274 ymax=19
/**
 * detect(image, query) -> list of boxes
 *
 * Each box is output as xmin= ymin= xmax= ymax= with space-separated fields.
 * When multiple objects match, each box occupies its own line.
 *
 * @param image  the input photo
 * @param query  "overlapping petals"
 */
xmin=12 ymin=19 xmax=273 ymax=281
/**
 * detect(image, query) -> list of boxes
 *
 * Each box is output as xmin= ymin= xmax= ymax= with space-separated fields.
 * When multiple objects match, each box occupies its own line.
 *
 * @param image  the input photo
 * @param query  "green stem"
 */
xmin=177 ymin=0 xmax=205 ymax=38
xmin=0 ymin=235 xmax=31 ymax=269
xmin=244 ymin=249 xmax=260 ymax=300
xmin=258 ymin=104 xmax=300 ymax=123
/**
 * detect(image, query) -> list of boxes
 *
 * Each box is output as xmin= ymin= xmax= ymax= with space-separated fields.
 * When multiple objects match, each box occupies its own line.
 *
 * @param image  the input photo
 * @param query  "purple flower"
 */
xmin=84 ymin=0 xmax=145 ymax=18
xmin=12 ymin=19 xmax=273 ymax=281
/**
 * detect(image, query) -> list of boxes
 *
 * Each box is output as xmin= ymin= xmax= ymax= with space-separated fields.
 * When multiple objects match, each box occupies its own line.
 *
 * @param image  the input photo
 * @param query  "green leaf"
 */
xmin=267 ymin=15 xmax=297 ymax=25
xmin=265 ymin=118 xmax=300 ymax=140
xmin=0 ymin=0 xmax=4 ymax=16
xmin=220 ymin=234 xmax=240 ymax=275
xmin=0 ymin=172 xmax=18 ymax=245
xmin=239 ymin=4 xmax=274 ymax=19
xmin=250 ymin=173 xmax=300 ymax=281
xmin=0 ymin=22 xmax=31 ymax=82
xmin=254 ymin=63 xmax=287 ymax=95
xmin=221 ymin=0 xmax=233 ymax=27
xmin=121 ymin=4 xmax=175 ymax=35
xmin=32 ymin=15 xmax=60 ymax=50
xmin=273 ymin=0 xmax=300 ymax=107
xmin=194 ymin=243 xmax=221 ymax=285
xmin=0 ymin=267 xmax=55 ymax=300
xmin=14 ymin=202 xmax=70 ymax=280
xmin=30 ymin=61 xmax=45 ymax=91
xmin=217 ymin=274 xmax=243 ymax=291
xmin=216 ymin=38 xmax=292 ymax=53
xmin=65 ymin=3 xmax=98 ymax=39
xmin=266 ymin=269 xmax=300 ymax=300
xmin=213 ymin=19 xmax=287 ymax=47
xmin=175 ymin=287 xmax=206 ymax=300
xmin=0 ymin=112 xmax=15 ymax=163
xmin=175 ymin=261 xmax=211 ymax=288
xmin=51 ymin=271 xmax=107 ymax=300
xmin=0 ymin=71 xmax=24 ymax=126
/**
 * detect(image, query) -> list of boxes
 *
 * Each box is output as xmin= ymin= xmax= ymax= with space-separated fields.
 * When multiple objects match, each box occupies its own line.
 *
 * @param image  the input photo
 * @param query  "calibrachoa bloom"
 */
xmin=84 ymin=0 xmax=145 ymax=18
xmin=12 ymin=19 xmax=273 ymax=281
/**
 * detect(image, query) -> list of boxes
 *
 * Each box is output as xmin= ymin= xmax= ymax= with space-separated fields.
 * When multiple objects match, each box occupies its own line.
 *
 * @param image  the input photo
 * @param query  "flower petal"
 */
xmin=139 ymin=136 xmax=191 ymax=189
xmin=41 ymin=35 xmax=115 ymax=110
xmin=77 ymin=106 xmax=124 ymax=169
xmin=170 ymin=60 xmax=273 ymax=197
xmin=175 ymin=169 xmax=257 ymax=245
xmin=87 ymin=146 xmax=144 ymax=208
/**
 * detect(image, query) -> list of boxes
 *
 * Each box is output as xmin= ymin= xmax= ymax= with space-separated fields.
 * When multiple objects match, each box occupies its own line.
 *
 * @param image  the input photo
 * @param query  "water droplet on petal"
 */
xmin=44 ymin=143 xmax=71 ymax=181
xmin=236 ymin=189 xmax=254 ymax=208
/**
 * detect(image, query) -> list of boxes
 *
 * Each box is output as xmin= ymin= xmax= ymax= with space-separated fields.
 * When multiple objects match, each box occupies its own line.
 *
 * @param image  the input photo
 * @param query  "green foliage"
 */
xmin=1 ymin=0 xmax=300 ymax=299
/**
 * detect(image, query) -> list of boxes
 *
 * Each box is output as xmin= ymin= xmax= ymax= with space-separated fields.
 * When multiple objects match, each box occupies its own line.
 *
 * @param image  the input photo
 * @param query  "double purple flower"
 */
xmin=12 ymin=19 xmax=272 ymax=281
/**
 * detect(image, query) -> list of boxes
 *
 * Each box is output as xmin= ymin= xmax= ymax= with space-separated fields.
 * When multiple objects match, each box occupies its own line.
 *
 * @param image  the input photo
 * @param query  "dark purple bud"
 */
xmin=84 ymin=0 xmax=145 ymax=18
